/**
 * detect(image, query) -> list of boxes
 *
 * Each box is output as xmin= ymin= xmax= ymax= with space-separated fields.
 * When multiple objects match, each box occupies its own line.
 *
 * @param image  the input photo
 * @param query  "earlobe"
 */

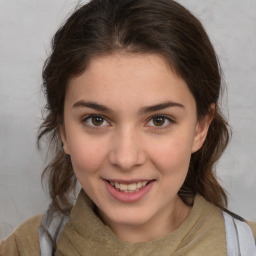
xmin=60 ymin=125 xmax=70 ymax=155
xmin=192 ymin=104 xmax=215 ymax=153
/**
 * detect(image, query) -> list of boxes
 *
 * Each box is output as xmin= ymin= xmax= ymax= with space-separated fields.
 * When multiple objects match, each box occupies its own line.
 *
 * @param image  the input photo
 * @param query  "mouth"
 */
xmin=104 ymin=179 xmax=156 ymax=203
xmin=104 ymin=179 xmax=155 ymax=193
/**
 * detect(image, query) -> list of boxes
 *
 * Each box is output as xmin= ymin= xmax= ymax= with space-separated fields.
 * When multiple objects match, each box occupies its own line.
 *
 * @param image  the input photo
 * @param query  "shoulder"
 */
xmin=222 ymin=209 xmax=256 ymax=242
xmin=247 ymin=221 xmax=256 ymax=241
xmin=179 ymin=195 xmax=227 ymax=254
xmin=0 ymin=215 xmax=42 ymax=256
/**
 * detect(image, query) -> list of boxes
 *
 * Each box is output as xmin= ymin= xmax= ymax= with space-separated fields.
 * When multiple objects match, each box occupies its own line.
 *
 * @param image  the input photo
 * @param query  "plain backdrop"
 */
xmin=0 ymin=0 xmax=256 ymax=241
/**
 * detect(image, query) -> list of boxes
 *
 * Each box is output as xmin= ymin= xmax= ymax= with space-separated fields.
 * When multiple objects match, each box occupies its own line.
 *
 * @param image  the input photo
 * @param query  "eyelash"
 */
xmin=82 ymin=114 xmax=110 ymax=128
xmin=146 ymin=114 xmax=174 ymax=129
xmin=81 ymin=114 xmax=174 ymax=129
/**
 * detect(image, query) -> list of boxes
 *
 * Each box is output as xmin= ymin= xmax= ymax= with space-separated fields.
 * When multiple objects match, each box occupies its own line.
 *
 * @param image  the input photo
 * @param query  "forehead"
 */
xmin=66 ymin=53 xmax=195 ymax=111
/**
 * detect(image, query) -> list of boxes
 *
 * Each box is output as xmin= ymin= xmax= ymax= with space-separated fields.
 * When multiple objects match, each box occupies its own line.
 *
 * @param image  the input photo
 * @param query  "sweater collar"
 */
xmin=56 ymin=190 xmax=226 ymax=255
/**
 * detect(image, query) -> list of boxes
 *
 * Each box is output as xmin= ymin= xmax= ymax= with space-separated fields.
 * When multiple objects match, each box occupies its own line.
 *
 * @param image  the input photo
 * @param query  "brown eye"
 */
xmin=147 ymin=115 xmax=173 ymax=128
xmin=84 ymin=115 xmax=108 ymax=127
xmin=91 ymin=116 xmax=104 ymax=126
xmin=152 ymin=116 xmax=165 ymax=126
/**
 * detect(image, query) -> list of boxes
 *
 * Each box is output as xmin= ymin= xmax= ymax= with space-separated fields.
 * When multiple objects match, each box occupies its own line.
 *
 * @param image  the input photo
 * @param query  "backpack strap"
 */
xmin=38 ymin=204 xmax=70 ymax=256
xmin=223 ymin=211 xmax=256 ymax=256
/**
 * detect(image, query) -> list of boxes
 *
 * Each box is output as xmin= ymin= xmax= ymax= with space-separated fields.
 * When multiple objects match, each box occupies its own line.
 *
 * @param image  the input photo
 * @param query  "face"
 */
xmin=61 ymin=53 xmax=211 ymax=241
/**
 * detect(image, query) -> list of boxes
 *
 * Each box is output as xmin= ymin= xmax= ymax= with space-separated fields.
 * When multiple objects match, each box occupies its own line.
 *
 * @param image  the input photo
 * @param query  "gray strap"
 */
xmin=38 ymin=204 xmax=70 ymax=256
xmin=223 ymin=211 xmax=256 ymax=256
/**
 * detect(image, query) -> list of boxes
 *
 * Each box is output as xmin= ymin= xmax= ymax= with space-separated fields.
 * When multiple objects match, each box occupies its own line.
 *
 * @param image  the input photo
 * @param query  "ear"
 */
xmin=192 ymin=104 xmax=215 ymax=153
xmin=60 ymin=125 xmax=70 ymax=155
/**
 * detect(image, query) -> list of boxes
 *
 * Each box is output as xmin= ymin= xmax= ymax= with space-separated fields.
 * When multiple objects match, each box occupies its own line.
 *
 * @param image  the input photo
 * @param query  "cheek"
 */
xmin=68 ymin=136 xmax=108 ymax=175
xmin=150 ymin=134 xmax=193 ymax=175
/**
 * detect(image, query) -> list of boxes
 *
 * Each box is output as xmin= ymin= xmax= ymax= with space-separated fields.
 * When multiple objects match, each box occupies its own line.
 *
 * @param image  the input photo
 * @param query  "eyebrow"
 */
xmin=72 ymin=100 xmax=184 ymax=115
xmin=138 ymin=101 xmax=184 ymax=115
xmin=73 ymin=101 xmax=113 ymax=113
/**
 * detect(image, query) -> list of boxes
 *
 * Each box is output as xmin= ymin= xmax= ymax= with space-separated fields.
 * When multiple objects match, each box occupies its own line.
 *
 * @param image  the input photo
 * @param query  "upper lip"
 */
xmin=104 ymin=179 xmax=155 ymax=184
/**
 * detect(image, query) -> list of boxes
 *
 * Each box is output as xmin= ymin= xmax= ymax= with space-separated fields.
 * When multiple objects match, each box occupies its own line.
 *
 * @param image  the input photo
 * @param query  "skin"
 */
xmin=61 ymin=53 xmax=213 ymax=242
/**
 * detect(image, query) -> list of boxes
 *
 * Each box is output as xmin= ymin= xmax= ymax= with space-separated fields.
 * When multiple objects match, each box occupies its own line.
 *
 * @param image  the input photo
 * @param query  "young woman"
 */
xmin=1 ymin=0 xmax=255 ymax=255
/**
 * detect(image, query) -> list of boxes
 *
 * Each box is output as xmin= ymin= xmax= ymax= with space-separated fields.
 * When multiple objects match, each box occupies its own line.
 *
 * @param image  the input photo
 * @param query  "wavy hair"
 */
xmin=38 ymin=0 xmax=230 ymax=212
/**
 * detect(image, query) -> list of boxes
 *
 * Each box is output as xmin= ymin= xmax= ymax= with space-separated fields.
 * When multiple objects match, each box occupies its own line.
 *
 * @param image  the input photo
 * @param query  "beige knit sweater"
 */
xmin=1 ymin=191 xmax=256 ymax=256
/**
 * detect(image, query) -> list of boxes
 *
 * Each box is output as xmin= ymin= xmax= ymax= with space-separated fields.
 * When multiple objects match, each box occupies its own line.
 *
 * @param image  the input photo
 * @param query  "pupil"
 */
xmin=153 ymin=117 xmax=165 ymax=126
xmin=92 ymin=116 xmax=103 ymax=126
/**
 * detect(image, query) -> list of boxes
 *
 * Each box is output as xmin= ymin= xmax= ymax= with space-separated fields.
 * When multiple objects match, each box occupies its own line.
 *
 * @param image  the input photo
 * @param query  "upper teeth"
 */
xmin=110 ymin=181 xmax=148 ymax=192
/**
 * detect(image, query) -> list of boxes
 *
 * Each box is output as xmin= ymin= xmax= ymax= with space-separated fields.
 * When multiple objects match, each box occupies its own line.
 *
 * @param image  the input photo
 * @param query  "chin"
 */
xmin=103 ymin=207 xmax=153 ymax=227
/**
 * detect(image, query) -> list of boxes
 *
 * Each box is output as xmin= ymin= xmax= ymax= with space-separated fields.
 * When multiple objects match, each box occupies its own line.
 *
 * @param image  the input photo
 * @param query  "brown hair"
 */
xmin=38 ymin=0 xmax=230 ymax=212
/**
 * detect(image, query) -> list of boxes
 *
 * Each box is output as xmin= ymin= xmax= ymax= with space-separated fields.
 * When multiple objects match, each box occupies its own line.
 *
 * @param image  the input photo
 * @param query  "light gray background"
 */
xmin=0 ymin=0 xmax=255 ymax=241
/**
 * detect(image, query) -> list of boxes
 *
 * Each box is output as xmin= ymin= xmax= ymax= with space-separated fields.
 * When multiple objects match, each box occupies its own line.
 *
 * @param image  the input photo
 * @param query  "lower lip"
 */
xmin=104 ymin=180 xmax=155 ymax=203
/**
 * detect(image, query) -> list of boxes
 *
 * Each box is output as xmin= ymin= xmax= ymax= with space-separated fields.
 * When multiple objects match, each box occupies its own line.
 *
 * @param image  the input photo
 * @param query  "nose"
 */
xmin=108 ymin=127 xmax=146 ymax=171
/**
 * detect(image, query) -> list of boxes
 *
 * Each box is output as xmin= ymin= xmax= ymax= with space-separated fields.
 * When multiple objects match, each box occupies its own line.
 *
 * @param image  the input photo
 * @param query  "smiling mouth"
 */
xmin=106 ymin=180 xmax=154 ymax=193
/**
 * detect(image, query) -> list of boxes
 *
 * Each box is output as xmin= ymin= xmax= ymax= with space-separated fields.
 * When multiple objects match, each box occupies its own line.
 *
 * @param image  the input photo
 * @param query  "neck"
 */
xmin=98 ymin=197 xmax=191 ymax=243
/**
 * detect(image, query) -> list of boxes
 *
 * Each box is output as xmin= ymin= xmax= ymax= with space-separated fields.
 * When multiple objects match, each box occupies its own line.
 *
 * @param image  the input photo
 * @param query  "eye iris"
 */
xmin=92 ymin=116 xmax=104 ymax=126
xmin=153 ymin=117 xmax=165 ymax=126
